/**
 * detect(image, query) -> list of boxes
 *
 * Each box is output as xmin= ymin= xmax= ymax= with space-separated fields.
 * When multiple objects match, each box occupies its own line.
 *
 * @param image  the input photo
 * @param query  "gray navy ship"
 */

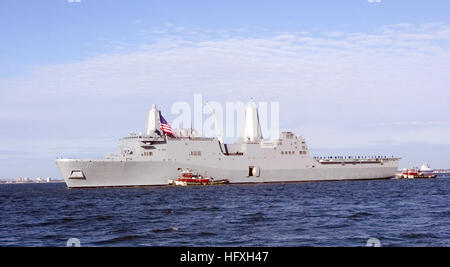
xmin=56 ymin=103 xmax=400 ymax=188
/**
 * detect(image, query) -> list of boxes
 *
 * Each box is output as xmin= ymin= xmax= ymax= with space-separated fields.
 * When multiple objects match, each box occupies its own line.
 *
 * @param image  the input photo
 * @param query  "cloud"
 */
xmin=4 ymin=23 xmax=450 ymax=98
xmin=368 ymin=0 xmax=381 ymax=3
xmin=3 ymin=23 xmax=449 ymax=117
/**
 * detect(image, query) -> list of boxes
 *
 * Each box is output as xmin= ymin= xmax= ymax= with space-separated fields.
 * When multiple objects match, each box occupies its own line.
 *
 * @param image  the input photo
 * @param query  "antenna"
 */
xmin=204 ymin=102 xmax=223 ymax=143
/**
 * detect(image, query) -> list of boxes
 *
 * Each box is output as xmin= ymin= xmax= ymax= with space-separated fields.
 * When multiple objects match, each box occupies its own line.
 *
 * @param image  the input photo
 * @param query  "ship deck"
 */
xmin=314 ymin=157 xmax=400 ymax=165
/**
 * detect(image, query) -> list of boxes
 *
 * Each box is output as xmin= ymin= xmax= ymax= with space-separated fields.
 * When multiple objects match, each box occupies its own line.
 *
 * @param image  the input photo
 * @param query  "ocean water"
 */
xmin=0 ymin=176 xmax=449 ymax=247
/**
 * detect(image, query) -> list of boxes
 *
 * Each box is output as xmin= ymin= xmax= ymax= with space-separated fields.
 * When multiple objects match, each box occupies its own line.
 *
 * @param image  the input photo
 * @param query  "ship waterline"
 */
xmin=56 ymin=104 xmax=400 ymax=188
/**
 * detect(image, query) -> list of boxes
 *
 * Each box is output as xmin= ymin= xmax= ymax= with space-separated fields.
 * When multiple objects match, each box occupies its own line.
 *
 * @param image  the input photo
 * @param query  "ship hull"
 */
xmin=57 ymin=159 xmax=397 ymax=189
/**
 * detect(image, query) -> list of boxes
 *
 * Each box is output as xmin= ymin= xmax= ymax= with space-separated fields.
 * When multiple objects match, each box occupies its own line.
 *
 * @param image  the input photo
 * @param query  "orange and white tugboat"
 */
xmin=396 ymin=168 xmax=419 ymax=179
xmin=168 ymin=169 xmax=230 ymax=186
xmin=396 ymin=164 xmax=437 ymax=179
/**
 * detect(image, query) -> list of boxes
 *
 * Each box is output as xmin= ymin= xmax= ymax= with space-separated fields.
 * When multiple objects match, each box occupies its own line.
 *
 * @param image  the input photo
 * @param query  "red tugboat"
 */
xmin=396 ymin=168 xmax=419 ymax=179
xmin=396 ymin=165 xmax=437 ymax=179
xmin=168 ymin=169 xmax=230 ymax=186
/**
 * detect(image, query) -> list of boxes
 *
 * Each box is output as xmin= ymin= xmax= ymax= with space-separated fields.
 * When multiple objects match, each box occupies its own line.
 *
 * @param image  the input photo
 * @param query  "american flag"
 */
xmin=159 ymin=112 xmax=177 ymax=137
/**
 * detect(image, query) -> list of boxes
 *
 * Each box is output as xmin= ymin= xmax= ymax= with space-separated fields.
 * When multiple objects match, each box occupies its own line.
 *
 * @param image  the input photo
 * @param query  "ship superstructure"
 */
xmin=56 ymin=104 xmax=400 ymax=188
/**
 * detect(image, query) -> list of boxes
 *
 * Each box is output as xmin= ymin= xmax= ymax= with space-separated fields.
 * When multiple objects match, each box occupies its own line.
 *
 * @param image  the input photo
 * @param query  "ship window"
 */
xmin=190 ymin=151 xmax=202 ymax=156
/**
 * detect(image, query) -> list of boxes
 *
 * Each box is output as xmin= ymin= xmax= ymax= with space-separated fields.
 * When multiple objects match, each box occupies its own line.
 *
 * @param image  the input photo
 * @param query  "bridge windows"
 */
xmin=190 ymin=151 xmax=202 ymax=156
xmin=141 ymin=152 xmax=153 ymax=157
xmin=281 ymin=151 xmax=299 ymax=155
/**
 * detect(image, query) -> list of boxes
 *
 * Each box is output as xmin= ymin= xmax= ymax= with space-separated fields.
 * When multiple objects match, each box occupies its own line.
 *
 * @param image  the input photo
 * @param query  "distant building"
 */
xmin=46 ymin=177 xmax=52 ymax=183
xmin=36 ymin=177 xmax=43 ymax=183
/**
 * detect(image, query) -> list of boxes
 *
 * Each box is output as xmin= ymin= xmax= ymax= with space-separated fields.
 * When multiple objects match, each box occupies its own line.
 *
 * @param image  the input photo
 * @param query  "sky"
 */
xmin=1 ymin=0 xmax=450 ymax=179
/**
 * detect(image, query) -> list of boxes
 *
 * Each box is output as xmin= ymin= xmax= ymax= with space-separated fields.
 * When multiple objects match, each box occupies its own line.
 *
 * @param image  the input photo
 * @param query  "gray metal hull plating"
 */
xmin=57 ymin=157 xmax=398 ymax=188
xmin=56 ymin=132 xmax=399 ymax=188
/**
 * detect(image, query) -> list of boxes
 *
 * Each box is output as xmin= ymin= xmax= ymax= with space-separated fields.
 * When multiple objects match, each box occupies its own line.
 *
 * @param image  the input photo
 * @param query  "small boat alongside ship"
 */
xmin=168 ymin=169 xmax=230 ymax=186
xmin=396 ymin=164 xmax=437 ymax=179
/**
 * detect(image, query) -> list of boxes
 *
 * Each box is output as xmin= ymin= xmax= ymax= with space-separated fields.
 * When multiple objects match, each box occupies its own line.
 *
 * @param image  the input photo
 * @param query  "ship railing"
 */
xmin=313 ymin=156 xmax=400 ymax=164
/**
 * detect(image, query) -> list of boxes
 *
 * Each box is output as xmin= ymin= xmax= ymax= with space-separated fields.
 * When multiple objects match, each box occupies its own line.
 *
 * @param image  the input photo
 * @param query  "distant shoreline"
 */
xmin=0 ymin=180 xmax=65 ymax=185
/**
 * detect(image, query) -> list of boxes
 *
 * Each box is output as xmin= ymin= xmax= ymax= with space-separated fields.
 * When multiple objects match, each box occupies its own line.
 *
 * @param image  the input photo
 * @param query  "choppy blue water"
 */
xmin=0 ymin=176 xmax=449 ymax=247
